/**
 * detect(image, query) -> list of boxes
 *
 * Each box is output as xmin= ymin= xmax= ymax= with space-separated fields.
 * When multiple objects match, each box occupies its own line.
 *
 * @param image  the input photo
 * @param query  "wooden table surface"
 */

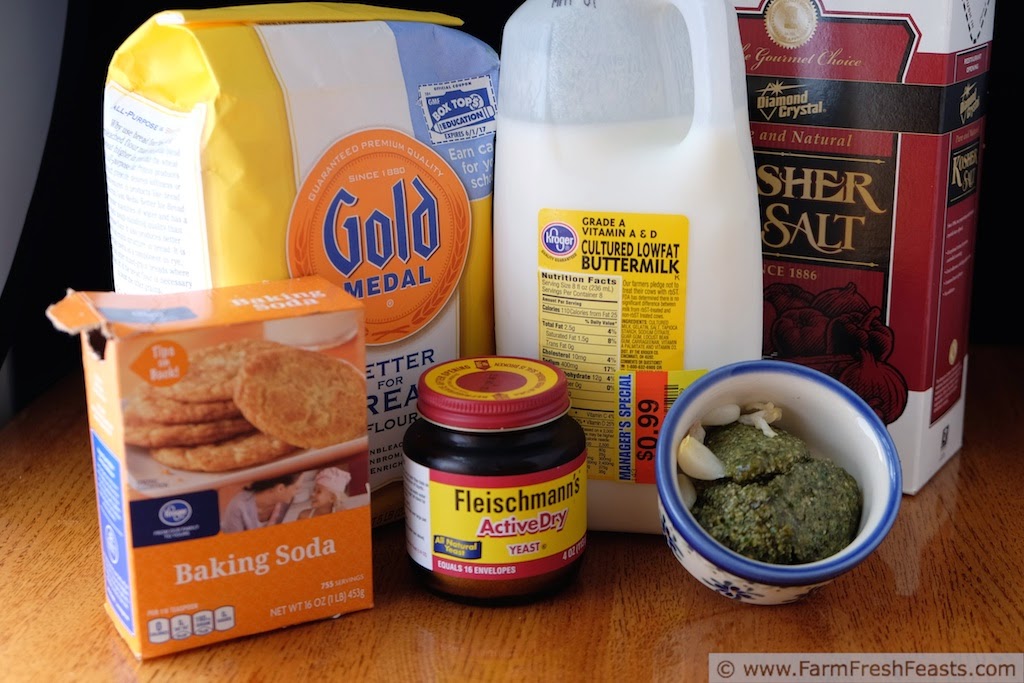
xmin=2 ymin=345 xmax=1022 ymax=681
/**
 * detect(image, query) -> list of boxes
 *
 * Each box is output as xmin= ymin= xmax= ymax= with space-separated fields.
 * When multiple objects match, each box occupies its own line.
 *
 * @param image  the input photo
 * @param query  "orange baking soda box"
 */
xmin=102 ymin=3 xmax=500 ymax=527
xmin=47 ymin=276 xmax=373 ymax=659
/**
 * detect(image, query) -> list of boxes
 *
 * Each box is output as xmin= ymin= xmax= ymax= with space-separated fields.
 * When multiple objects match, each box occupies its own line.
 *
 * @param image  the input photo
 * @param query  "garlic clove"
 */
xmin=676 ymin=434 xmax=726 ymax=480
xmin=752 ymin=416 xmax=778 ymax=438
xmin=701 ymin=403 xmax=741 ymax=426
xmin=742 ymin=401 xmax=782 ymax=424
xmin=737 ymin=401 xmax=782 ymax=437
xmin=687 ymin=421 xmax=706 ymax=444
xmin=677 ymin=472 xmax=697 ymax=509
xmin=738 ymin=410 xmax=779 ymax=437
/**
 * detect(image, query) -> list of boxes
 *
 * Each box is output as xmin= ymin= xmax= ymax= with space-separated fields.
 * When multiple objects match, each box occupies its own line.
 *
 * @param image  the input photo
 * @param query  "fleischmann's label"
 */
xmin=534 ymin=209 xmax=705 ymax=484
xmin=404 ymin=454 xmax=587 ymax=579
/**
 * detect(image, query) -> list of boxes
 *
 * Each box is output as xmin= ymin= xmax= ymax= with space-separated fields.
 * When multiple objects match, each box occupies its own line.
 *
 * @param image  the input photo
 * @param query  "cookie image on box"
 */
xmin=234 ymin=346 xmax=366 ymax=450
xmin=124 ymin=385 xmax=243 ymax=425
xmin=150 ymin=432 xmax=299 ymax=473
xmin=160 ymin=339 xmax=282 ymax=403
xmin=124 ymin=416 xmax=255 ymax=449
xmin=127 ymin=338 xmax=367 ymax=475
xmin=122 ymin=339 xmax=284 ymax=466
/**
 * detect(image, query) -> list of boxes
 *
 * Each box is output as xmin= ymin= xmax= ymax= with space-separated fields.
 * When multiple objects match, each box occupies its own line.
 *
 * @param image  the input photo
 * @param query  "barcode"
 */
xmin=664 ymin=383 xmax=682 ymax=409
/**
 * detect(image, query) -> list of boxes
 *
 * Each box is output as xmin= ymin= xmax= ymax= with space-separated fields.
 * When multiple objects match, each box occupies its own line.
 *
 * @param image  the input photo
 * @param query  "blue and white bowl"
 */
xmin=656 ymin=360 xmax=902 ymax=605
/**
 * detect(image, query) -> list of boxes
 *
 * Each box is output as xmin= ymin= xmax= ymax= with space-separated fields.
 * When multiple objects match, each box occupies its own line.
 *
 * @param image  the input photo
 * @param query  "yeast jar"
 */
xmin=403 ymin=356 xmax=587 ymax=604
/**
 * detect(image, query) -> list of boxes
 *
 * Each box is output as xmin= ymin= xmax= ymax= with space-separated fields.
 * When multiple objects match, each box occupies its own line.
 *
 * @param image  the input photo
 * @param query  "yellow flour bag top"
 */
xmin=104 ymin=3 xmax=499 ymax=526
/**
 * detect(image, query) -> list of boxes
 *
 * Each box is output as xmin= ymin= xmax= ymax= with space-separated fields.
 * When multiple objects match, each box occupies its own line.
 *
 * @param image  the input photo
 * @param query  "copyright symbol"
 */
xmin=717 ymin=660 xmax=735 ymax=678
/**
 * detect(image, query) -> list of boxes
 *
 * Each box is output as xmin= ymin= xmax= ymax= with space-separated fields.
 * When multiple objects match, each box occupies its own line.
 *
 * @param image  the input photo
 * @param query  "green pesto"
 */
xmin=704 ymin=422 xmax=810 ymax=483
xmin=692 ymin=425 xmax=862 ymax=565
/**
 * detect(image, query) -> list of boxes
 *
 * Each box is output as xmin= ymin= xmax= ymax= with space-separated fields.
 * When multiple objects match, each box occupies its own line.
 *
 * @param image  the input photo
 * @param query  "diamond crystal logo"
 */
xmin=755 ymin=81 xmax=825 ymax=121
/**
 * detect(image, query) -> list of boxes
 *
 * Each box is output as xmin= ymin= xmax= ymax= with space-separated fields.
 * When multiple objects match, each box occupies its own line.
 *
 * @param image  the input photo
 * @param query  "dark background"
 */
xmin=1 ymin=0 xmax=1012 ymax=421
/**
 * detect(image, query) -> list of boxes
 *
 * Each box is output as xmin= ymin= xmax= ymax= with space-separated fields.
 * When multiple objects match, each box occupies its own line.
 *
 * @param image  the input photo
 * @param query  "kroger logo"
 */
xmin=541 ymin=223 xmax=579 ymax=257
xmin=158 ymin=500 xmax=193 ymax=527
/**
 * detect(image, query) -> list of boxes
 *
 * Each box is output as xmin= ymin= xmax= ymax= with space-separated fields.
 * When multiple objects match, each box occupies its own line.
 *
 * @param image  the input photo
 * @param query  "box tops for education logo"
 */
xmin=420 ymin=76 xmax=497 ymax=145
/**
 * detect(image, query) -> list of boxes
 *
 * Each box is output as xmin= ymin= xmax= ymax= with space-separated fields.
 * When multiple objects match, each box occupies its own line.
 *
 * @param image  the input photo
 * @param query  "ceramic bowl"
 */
xmin=655 ymin=360 xmax=901 ymax=604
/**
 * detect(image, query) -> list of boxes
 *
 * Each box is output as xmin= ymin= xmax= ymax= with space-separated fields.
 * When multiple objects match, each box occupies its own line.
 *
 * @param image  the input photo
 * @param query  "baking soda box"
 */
xmin=47 ymin=276 xmax=373 ymax=659
xmin=731 ymin=0 xmax=995 ymax=492
xmin=102 ymin=3 xmax=500 ymax=526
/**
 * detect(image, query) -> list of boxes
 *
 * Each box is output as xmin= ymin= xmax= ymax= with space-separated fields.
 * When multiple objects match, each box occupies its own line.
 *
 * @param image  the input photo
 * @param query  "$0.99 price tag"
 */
xmin=631 ymin=370 xmax=706 ymax=483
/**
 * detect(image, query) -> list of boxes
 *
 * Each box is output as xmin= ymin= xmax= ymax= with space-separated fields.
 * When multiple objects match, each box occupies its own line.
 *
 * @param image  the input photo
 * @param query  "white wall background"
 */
xmin=0 ymin=0 xmax=68 ymax=426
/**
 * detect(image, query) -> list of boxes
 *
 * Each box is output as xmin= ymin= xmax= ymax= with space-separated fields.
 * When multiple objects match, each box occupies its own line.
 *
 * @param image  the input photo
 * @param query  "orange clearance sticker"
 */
xmin=287 ymin=128 xmax=470 ymax=345
xmin=130 ymin=341 xmax=190 ymax=386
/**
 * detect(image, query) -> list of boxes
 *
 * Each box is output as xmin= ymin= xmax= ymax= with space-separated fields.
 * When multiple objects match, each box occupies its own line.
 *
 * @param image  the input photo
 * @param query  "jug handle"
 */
xmin=668 ymin=0 xmax=741 ymax=129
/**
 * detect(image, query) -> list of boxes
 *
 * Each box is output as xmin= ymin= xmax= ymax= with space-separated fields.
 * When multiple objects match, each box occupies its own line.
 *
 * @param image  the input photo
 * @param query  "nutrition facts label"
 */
xmin=536 ymin=209 xmax=689 ymax=482
xmin=539 ymin=271 xmax=622 ymax=473
xmin=539 ymin=273 xmax=621 ymax=397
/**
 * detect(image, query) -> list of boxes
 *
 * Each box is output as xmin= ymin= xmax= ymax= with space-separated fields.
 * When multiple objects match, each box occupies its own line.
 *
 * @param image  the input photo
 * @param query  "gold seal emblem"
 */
xmin=765 ymin=0 xmax=817 ymax=49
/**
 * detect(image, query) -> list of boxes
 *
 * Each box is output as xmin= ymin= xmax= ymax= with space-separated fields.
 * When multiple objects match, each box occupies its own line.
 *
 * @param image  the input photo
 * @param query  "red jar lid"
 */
xmin=416 ymin=356 xmax=571 ymax=431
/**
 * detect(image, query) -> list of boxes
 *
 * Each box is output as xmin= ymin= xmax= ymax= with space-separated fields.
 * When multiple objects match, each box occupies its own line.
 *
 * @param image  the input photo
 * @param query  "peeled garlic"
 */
xmin=701 ymin=403 xmax=741 ymax=426
xmin=676 ymin=434 xmax=726 ymax=480
xmin=687 ymin=421 xmax=706 ymax=443
xmin=742 ymin=401 xmax=782 ymax=424
xmin=677 ymin=472 xmax=697 ymax=509
xmin=738 ymin=401 xmax=782 ymax=437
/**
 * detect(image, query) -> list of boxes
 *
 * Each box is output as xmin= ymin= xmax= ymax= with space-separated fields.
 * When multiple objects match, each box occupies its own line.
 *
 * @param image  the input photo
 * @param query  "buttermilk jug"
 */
xmin=492 ymin=0 xmax=763 ymax=533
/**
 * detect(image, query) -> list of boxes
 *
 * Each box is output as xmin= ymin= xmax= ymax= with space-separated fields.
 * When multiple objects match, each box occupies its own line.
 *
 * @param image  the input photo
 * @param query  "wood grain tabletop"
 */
xmin=1 ymin=345 xmax=1021 ymax=682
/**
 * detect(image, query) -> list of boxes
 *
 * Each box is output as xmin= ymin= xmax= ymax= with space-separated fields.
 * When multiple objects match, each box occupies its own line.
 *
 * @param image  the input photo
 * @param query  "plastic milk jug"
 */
xmin=493 ymin=0 xmax=763 ymax=533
